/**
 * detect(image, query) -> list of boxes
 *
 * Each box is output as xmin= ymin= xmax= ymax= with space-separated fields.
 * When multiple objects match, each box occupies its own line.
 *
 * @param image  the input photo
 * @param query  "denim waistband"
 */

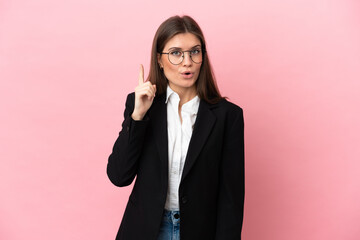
xmin=162 ymin=209 xmax=180 ymax=224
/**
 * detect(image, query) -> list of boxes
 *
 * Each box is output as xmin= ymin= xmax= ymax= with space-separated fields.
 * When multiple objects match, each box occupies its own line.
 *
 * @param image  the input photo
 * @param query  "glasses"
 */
xmin=160 ymin=48 xmax=203 ymax=65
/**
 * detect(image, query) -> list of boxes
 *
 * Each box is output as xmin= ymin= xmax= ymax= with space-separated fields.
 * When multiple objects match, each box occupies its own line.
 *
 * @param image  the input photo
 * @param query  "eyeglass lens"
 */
xmin=168 ymin=49 xmax=202 ymax=65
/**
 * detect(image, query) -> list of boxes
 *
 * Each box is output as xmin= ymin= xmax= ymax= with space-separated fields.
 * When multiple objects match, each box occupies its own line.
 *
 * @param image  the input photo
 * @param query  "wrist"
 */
xmin=131 ymin=112 xmax=144 ymax=121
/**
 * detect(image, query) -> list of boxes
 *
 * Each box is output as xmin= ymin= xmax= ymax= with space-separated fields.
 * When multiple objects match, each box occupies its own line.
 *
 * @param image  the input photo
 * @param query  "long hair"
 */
xmin=147 ymin=15 xmax=224 ymax=104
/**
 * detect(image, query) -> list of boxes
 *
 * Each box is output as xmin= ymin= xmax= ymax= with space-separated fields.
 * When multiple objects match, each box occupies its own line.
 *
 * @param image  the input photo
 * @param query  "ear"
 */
xmin=157 ymin=53 xmax=163 ymax=68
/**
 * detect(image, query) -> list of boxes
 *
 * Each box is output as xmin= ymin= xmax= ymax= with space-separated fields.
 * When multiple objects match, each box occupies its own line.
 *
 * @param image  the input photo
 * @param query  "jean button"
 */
xmin=174 ymin=213 xmax=180 ymax=219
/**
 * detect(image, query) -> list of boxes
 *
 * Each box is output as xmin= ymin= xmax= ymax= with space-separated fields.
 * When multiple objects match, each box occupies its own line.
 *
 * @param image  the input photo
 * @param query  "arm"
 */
xmin=215 ymin=107 xmax=245 ymax=239
xmin=106 ymin=93 xmax=149 ymax=187
xmin=107 ymin=65 xmax=155 ymax=187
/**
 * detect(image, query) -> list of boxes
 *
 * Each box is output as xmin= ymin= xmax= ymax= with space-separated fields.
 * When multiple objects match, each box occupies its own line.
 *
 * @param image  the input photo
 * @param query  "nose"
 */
xmin=182 ymin=52 xmax=193 ymax=66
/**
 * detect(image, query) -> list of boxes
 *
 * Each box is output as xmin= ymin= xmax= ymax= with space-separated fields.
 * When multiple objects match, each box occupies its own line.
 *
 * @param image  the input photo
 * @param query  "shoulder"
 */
xmin=123 ymin=92 xmax=136 ymax=111
xmin=204 ymin=98 xmax=244 ymax=128
xmin=126 ymin=92 xmax=135 ymax=102
xmin=209 ymin=98 xmax=243 ymax=117
xmin=218 ymin=98 xmax=243 ymax=112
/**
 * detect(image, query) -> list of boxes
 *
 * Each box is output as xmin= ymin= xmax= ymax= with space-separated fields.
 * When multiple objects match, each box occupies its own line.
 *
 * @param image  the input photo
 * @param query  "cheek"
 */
xmin=195 ymin=64 xmax=202 ymax=75
xmin=164 ymin=63 xmax=178 ymax=75
xmin=163 ymin=67 xmax=176 ymax=81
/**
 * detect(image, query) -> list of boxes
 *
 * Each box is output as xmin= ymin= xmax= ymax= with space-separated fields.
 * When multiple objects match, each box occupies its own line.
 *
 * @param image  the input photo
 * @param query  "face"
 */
xmin=158 ymin=32 xmax=202 ymax=94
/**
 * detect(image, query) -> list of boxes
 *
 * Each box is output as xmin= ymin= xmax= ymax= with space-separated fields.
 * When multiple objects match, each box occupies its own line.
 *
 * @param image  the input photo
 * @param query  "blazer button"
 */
xmin=181 ymin=196 xmax=188 ymax=204
xmin=126 ymin=126 xmax=130 ymax=132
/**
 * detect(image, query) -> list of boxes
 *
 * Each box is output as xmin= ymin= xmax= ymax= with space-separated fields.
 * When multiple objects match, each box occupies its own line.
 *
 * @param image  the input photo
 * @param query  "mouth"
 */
xmin=181 ymin=71 xmax=194 ymax=79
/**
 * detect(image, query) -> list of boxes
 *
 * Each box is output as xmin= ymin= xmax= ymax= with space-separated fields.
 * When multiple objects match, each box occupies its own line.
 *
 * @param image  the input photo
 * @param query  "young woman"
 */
xmin=107 ymin=15 xmax=245 ymax=240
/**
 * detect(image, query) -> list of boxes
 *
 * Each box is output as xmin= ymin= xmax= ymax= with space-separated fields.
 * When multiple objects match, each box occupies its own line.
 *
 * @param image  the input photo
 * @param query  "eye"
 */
xmin=190 ymin=49 xmax=201 ymax=55
xmin=170 ymin=50 xmax=182 ymax=56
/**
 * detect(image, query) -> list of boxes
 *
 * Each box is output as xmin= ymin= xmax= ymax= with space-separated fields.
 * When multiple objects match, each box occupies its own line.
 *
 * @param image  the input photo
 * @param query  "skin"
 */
xmin=131 ymin=64 xmax=157 ymax=120
xmin=132 ymin=32 xmax=202 ymax=122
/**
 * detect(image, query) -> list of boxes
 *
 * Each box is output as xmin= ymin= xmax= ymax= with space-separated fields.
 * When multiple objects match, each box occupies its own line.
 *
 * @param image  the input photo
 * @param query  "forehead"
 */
xmin=163 ymin=32 xmax=201 ymax=50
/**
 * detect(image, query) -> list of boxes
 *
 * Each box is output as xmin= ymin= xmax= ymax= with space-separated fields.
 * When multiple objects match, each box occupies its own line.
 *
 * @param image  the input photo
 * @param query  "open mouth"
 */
xmin=181 ymin=71 xmax=194 ymax=79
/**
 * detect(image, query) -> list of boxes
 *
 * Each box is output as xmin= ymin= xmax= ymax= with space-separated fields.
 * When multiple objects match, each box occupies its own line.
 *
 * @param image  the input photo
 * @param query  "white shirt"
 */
xmin=164 ymin=85 xmax=200 ymax=210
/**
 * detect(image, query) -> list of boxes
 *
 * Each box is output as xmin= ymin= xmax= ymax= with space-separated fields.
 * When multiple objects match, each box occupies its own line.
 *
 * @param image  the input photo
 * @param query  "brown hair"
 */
xmin=146 ymin=15 xmax=224 ymax=104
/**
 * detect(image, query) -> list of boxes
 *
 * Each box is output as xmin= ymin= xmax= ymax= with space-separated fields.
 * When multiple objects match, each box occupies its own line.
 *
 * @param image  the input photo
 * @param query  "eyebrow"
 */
xmin=167 ymin=44 xmax=201 ymax=51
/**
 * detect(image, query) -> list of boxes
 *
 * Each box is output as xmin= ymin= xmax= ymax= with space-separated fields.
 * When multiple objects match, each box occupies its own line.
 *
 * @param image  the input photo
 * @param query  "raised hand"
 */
xmin=131 ymin=64 xmax=156 ymax=120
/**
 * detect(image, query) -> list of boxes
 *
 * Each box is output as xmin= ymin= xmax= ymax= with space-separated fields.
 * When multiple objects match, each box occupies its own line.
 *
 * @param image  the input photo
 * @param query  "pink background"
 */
xmin=1 ymin=0 xmax=359 ymax=239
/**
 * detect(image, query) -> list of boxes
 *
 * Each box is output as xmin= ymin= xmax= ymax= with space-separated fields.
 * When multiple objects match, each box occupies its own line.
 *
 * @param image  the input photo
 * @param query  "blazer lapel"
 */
xmin=180 ymin=99 xmax=216 ymax=183
xmin=148 ymin=93 xmax=168 ymax=185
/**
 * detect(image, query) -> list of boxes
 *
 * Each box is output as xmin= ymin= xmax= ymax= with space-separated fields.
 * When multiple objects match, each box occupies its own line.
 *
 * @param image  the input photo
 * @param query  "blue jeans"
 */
xmin=157 ymin=209 xmax=180 ymax=240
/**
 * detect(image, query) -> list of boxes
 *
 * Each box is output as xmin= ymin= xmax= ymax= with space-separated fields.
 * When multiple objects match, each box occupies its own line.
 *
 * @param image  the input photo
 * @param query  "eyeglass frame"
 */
xmin=159 ymin=48 xmax=206 ymax=65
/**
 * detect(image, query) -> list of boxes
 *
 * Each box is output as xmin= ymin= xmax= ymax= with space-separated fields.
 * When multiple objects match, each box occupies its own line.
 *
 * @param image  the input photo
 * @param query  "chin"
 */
xmin=179 ymin=79 xmax=197 ymax=88
xmin=169 ymin=80 xmax=196 ymax=91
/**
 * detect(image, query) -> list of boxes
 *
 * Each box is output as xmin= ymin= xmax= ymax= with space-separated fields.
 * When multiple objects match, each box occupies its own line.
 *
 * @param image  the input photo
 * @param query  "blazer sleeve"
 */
xmin=215 ymin=107 xmax=245 ymax=240
xmin=106 ymin=93 xmax=149 ymax=187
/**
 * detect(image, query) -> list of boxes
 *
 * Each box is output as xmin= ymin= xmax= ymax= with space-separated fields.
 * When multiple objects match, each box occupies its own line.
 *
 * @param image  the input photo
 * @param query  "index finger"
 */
xmin=138 ymin=64 xmax=144 ymax=85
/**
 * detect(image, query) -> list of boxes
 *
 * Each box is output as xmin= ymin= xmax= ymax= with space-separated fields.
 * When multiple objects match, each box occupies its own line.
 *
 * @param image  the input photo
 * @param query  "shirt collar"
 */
xmin=165 ymin=84 xmax=176 ymax=104
xmin=165 ymin=84 xmax=200 ymax=115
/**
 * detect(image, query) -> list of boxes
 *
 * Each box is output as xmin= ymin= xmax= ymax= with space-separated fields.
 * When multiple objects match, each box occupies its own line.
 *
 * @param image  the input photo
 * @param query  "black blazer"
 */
xmin=107 ymin=92 xmax=245 ymax=240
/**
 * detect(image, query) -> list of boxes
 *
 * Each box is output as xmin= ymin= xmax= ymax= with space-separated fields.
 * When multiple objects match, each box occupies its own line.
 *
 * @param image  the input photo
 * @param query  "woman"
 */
xmin=107 ymin=15 xmax=245 ymax=240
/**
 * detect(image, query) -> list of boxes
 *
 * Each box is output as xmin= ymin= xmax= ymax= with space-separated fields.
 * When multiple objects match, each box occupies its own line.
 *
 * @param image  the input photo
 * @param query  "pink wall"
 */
xmin=1 ymin=0 xmax=359 ymax=239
